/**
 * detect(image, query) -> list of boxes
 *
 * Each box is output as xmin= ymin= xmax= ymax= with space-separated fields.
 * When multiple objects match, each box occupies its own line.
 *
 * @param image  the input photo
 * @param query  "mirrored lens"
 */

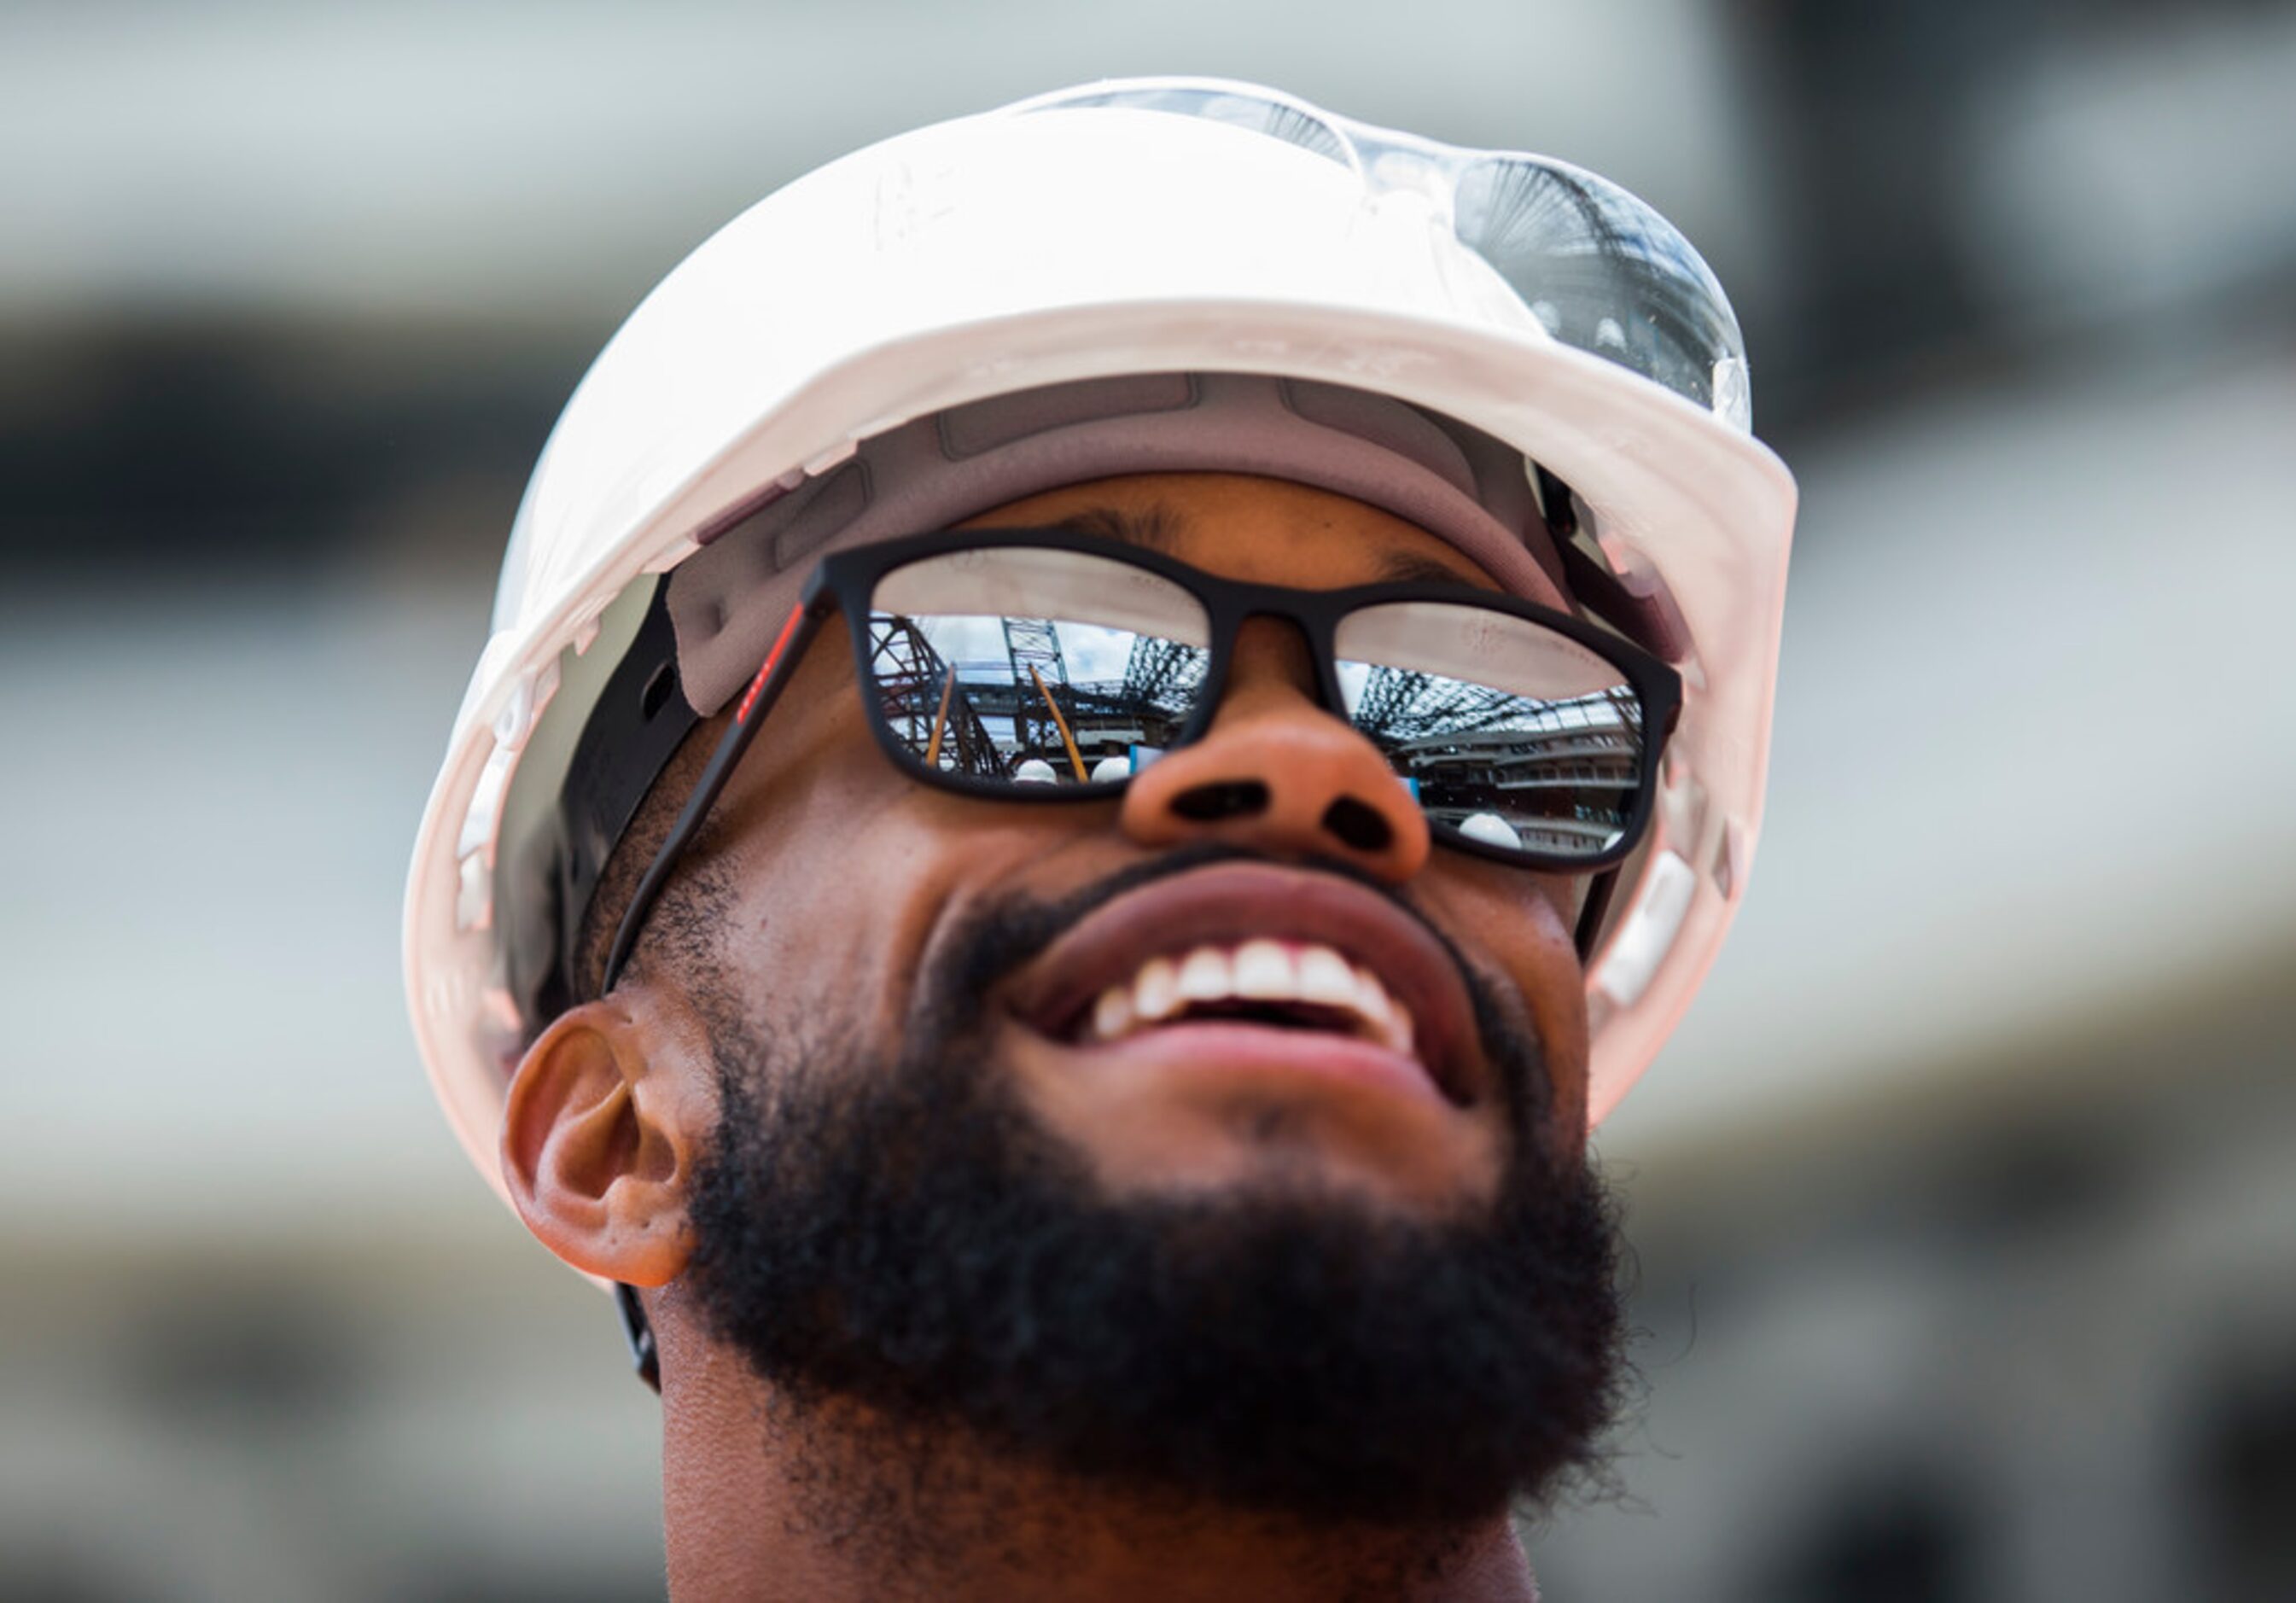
xmin=868 ymin=548 xmax=1211 ymax=787
xmin=1336 ymin=601 xmax=1647 ymax=861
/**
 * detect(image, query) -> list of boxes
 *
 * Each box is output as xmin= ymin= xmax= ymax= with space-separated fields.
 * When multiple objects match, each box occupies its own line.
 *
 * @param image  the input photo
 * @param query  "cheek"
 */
xmin=699 ymin=689 xmax=1118 ymax=1044
xmin=705 ymin=760 xmax=938 ymax=1039
xmin=1420 ymin=867 xmax=1592 ymax=1131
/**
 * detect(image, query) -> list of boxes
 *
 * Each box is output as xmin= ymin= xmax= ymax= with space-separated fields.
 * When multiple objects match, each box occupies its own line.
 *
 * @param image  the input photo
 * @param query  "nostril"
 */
xmin=1320 ymin=796 xmax=1394 ymax=854
xmin=1170 ymin=780 xmax=1270 ymax=822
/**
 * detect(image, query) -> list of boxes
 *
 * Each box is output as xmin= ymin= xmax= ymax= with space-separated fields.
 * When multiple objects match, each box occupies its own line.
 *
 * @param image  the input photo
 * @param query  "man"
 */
xmin=405 ymin=79 xmax=1795 ymax=1600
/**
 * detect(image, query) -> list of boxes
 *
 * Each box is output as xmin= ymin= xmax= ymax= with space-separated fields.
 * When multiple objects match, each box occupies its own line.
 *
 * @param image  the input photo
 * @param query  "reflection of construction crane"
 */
xmin=869 ymin=617 xmax=1006 ymax=778
xmin=874 ymin=611 xmax=1212 ymax=776
xmin=1001 ymin=616 xmax=1069 ymax=763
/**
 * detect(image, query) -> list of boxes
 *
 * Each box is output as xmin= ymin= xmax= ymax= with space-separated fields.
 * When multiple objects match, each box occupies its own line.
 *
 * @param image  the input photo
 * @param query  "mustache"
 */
xmin=913 ymin=841 xmax=1554 ymax=1128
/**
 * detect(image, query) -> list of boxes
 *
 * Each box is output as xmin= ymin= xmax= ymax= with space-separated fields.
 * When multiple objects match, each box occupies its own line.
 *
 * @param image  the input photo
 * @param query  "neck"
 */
xmin=656 ymin=1318 xmax=1539 ymax=1603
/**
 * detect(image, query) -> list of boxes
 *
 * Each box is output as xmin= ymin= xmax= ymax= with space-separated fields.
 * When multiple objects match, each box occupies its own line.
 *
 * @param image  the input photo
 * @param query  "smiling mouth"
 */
xmin=1012 ymin=862 xmax=1484 ymax=1110
xmin=1076 ymin=939 xmax=1415 ymax=1059
xmin=1010 ymin=863 xmax=1488 ymax=1111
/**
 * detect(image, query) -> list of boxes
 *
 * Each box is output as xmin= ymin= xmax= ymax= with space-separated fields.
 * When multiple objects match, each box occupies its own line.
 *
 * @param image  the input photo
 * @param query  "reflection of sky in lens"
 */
xmin=915 ymin=615 xmax=1004 ymax=673
xmin=1058 ymin=622 xmax=1135 ymax=682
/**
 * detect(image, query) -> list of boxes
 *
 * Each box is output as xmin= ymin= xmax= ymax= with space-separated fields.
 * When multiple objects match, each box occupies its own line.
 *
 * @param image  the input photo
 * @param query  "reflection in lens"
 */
xmin=1337 ymin=601 xmax=1645 ymax=861
xmin=1456 ymin=812 xmax=1524 ymax=851
xmin=868 ymin=548 xmax=1211 ymax=788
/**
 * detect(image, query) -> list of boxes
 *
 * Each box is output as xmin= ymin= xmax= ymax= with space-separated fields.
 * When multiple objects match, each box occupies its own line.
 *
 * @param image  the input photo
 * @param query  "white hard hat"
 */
xmin=405 ymin=77 xmax=1796 ymax=1210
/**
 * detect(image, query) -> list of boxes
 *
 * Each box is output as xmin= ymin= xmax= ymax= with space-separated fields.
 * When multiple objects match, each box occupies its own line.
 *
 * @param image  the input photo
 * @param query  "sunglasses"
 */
xmin=602 ymin=528 xmax=1681 ymax=993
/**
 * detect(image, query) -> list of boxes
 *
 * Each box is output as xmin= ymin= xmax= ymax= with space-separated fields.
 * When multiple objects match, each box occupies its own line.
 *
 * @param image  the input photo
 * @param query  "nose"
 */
xmin=1119 ymin=617 xmax=1431 ymax=883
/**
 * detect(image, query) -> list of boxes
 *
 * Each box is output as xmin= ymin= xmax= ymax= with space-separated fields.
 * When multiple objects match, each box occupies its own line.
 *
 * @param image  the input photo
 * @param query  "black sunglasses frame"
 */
xmin=603 ymin=526 xmax=1681 ymax=994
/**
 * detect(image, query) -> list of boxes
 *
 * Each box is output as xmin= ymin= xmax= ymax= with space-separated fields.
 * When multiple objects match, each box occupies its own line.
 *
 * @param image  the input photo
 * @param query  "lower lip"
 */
xmin=1062 ymin=1020 xmax=1454 ymax=1108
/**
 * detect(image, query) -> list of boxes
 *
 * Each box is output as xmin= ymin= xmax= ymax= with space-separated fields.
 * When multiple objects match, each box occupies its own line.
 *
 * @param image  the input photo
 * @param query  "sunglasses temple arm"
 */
xmin=1572 ymin=867 xmax=1619 ymax=961
xmin=599 ymin=600 xmax=825 ymax=995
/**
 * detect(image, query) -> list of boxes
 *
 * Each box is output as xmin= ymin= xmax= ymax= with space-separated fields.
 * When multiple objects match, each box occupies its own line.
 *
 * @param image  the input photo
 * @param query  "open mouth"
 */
xmin=1012 ymin=863 xmax=1484 ymax=1109
xmin=1078 ymin=939 xmax=1414 ymax=1059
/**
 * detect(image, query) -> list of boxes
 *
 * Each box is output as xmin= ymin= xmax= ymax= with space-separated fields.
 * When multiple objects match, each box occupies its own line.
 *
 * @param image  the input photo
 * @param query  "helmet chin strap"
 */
xmin=615 ymin=1282 xmax=661 ymax=1393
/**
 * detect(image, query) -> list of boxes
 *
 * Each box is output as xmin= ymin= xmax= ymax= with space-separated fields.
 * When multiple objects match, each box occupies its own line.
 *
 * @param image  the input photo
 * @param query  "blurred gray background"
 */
xmin=5 ymin=3 xmax=2293 ymax=1599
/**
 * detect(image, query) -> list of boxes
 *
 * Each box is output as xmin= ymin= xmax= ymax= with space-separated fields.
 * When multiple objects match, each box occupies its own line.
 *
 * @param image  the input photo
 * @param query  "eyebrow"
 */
xmin=1043 ymin=503 xmax=1187 ymax=552
xmin=1039 ymin=503 xmax=1497 ymax=590
xmin=1373 ymin=550 xmax=1492 ymax=587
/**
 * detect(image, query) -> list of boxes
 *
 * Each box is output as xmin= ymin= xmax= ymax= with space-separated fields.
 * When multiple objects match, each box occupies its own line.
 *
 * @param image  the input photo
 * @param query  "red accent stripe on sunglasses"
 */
xmin=737 ymin=603 xmax=807 ymax=724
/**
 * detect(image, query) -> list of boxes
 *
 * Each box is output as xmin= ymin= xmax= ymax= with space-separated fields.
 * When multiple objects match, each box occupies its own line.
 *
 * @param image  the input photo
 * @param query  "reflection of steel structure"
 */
xmin=1000 ymin=616 xmax=1069 ymax=765
xmin=1359 ymin=668 xmax=1645 ymax=847
xmin=1038 ymin=631 xmax=1206 ymax=761
xmin=869 ymin=618 xmax=1007 ymax=778
xmin=877 ymin=624 xmax=1643 ymax=835
xmin=1119 ymin=633 xmax=1204 ymax=711
xmin=1353 ymin=668 xmax=1452 ymax=737
xmin=882 ymin=613 xmax=1209 ymax=771
xmin=994 ymin=676 xmax=1177 ymax=761
xmin=1353 ymin=668 xmax=1642 ymax=745
xmin=871 ymin=611 xmax=1212 ymax=778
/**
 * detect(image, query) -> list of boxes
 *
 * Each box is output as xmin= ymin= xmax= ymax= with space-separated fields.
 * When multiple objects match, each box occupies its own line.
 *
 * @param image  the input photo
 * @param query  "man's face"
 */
xmin=654 ymin=471 xmax=1623 ymax=1521
xmin=684 ymin=473 xmax=1591 ymax=1195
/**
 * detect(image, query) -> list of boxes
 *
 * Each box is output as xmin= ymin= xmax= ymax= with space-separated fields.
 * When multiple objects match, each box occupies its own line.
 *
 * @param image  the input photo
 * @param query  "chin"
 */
xmin=1001 ymin=1029 xmax=1511 ymax=1215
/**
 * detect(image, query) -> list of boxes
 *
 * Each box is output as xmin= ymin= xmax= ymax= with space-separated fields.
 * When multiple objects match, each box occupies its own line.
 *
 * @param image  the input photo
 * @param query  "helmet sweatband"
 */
xmin=665 ymin=371 xmax=1570 ymax=717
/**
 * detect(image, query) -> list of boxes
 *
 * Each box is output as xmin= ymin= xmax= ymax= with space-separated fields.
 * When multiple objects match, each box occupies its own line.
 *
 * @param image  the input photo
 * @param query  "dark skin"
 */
xmin=501 ymin=472 xmax=1593 ymax=1601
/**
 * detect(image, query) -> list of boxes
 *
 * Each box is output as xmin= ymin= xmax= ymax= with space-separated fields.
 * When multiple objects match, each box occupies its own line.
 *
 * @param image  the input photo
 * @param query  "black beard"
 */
xmin=682 ymin=848 xmax=1629 ymax=1529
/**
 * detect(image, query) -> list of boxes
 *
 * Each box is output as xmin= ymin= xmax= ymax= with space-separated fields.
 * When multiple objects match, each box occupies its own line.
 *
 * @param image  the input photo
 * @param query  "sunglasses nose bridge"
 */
xmin=1124 ymin=609 xmax=1430 ymax=881
xmin=1217 ymin=604 xmax=1338 ymax=716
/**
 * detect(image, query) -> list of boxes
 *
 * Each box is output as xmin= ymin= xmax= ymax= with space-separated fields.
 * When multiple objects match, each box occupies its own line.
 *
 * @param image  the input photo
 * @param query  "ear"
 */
xmin=501 ymin=1000 xmax=701 ymax=1286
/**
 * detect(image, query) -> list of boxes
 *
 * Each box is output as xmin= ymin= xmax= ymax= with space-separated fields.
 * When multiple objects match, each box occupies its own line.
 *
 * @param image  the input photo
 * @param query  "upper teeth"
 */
xmin=1087 ymin=939 xmax=1416 ymax=1058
